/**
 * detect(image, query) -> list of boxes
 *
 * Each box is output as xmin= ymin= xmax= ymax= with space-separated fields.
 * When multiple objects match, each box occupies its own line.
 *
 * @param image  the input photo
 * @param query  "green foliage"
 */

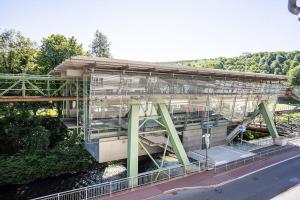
xmin=276 ymin=112 xmax=300 ymax=125
xmin=288 ymin=65 xmax=300 ymax=86
xmin=25 ymin=126 xmax=50 ymax=154
xmin=177 ymin=51 xmax=300 ymax=84
xmin=245 ymin=132 xmax=254 ymax=140
xmin=0 ymin=106 xmax=67 ymax=155
xmin=37 ymin=34 xmax=86 ymax=74
xmin=0 ymin=109 xmax=95 ymax=185
xmin=0 ymin=143 xmax=94 ymax=185
xmin=0 ymin=29 xmax=38 ymax=74
xmin=0 ymin=30 xmax=104 ymax=185
xmin=244 ymin=130 xmax=267 ymax=140
xmin=90 ymin=30 xmax=111 ymax=58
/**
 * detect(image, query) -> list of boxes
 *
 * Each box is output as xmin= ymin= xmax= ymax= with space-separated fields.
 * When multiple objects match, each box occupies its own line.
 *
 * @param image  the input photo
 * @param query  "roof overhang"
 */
xmin=50 ymin=56 xmax=289 ymax=82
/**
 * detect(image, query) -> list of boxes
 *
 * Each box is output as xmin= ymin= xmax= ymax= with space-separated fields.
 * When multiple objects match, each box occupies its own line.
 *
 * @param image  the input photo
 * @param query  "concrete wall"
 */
xmin=85 ymin=141 xmax=100 ymax=162
xmin=182 ymin=125 xmax=202 ymax=151
xmin=98 ymin=136 xmax=163 ymax=163
xmin=183 ymin=121 xmax=229 ymax=151
xmin=210 ymin=125 xmax=228 ymax=146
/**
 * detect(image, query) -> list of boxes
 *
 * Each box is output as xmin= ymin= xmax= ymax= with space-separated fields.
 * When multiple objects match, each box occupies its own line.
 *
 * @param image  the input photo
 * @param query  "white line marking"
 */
xmin=163 ymin=153 xmax=300 ymax=194
xmin=237 ymin=154 xmax=300 ymax=180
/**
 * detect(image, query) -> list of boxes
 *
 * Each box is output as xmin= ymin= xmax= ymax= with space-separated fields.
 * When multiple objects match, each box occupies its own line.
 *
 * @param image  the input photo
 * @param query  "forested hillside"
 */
xmin=176 ymin=51 xmax=300 ymax=78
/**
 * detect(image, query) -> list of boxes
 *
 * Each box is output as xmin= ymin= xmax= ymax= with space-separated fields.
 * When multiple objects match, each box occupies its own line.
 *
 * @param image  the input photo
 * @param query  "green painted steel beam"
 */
xmin=155 ymin=99 xmax=190 ymax=167
xmin=127 ymin=97 xmax=140 ymax=180
xmin=259 ymin=102 xmax=279 ymax=138
xmin=0 ymin=80 xmax=21 ymax=96
xmin=0 ymin=73 xmax=69 ymax=80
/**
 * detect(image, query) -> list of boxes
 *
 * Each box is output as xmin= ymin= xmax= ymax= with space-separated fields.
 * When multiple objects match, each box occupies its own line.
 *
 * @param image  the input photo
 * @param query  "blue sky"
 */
xmin=0 ymin=0 xmax=299 ymax=61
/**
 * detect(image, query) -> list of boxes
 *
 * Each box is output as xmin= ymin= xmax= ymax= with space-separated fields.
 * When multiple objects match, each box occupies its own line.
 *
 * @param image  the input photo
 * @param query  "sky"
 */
xmin=0 ymin=0 xmax=299 ymax=62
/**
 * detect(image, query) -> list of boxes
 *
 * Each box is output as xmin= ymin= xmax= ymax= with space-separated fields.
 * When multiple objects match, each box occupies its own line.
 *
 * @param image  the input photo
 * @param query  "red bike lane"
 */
xmin=101 ymin=147 xmax=300 ymax=200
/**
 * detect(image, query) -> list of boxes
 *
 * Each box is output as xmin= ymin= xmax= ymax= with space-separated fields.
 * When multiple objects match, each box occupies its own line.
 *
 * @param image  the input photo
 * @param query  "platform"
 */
xmin=188 ymin=145 xmax=255 ymax=166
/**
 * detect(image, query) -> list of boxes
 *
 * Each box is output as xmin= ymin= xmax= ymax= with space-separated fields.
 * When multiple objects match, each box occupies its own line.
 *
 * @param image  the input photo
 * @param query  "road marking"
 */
xmin=236 ymin=154 xmax=300 ymax=180
xmin=162 ymin=153 xmax=300 ymax=195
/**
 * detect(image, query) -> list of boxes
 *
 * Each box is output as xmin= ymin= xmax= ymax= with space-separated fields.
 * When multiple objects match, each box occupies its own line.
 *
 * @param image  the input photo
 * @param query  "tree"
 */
xmin=0 ymin=29 xmax=38 ymax=74
xmin=90 ymin=30 xmax=111 ymax=58
xmin=25 ymin=126 xmax=50 ymax=153
xmin=37 ymin=34 xmax=85 ymax=74
xmin=288 ymin=65 xmax=300 ymax=86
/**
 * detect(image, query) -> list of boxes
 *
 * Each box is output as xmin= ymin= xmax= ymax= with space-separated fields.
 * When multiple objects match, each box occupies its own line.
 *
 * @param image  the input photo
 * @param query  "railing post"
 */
xmin=198 ymin=160 xmax=201 ymax=172
xmin=214 ymin=164 xmax=217 ymax=174
xmin=58 ymin=193 xmax=60 ymax=200
xmin=131 ymin=177 xmax=134 ymax=190
xmin=110 ymin=182 xmax=112 ymax=196
xmin=151 ymin=172 xmax=153 ymax=185
xmin=85 ymin=187 xmax=88 ymax=200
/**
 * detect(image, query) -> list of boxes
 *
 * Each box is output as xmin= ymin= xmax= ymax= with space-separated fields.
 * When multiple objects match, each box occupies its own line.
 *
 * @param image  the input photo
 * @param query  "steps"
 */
xmin=226 ymin=109 xmax=260 ymax=143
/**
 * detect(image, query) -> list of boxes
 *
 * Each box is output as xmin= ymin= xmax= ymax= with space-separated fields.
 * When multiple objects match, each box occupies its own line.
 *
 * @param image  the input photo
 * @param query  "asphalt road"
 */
xmin=154 ymin=156 xmax=300 ymax=200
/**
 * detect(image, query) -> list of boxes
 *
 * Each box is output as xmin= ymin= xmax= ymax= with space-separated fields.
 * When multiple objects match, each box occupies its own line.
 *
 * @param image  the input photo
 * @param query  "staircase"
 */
xmin=226 ymin=109 xmax=261 ymax=143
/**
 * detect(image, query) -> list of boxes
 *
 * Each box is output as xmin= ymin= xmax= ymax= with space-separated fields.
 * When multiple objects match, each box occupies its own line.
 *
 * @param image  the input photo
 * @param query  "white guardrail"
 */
xmin=32 ymin=140 xmax=299 ymax=200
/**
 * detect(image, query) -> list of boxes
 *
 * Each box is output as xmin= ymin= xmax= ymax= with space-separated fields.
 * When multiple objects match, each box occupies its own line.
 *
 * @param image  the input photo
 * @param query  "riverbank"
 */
xmin=0 ymin=154 xmax=173 ymax=200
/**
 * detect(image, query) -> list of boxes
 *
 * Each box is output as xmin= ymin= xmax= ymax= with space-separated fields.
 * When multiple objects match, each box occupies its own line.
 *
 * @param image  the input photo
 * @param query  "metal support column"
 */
xmin=65 ymin=80 xmax=70 ymax=117
xmin=22 ymin=78 xmax=26 ymax=97
xmin=127 ymin=97 xmax=140 ymax=180
xmin=155 ymin=99 xmax=190 ymax=167
xmin=258 ymin=102 xmax=279 ymax=138
xmin=83 ymin=74 xmax=89 ymax=141
xmin=76 ymin=79 xmax=79 ymax=135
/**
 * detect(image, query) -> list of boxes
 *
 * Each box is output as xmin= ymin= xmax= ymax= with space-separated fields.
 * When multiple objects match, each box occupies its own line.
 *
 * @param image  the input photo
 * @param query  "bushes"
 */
xmin=0 ymin=108 xmax=96 ymax=185
xmin=0 ymin=143 xmax=95 ymax=185
xmin=244 ymin=130 xmax=266 ymax=140
xmin=25 ymin=126 xmax=50 ymax=153
xmin=0 ymin=114 xmax=67 ymax=155
xmin=245 ymin=132 xmax=254 ymax=140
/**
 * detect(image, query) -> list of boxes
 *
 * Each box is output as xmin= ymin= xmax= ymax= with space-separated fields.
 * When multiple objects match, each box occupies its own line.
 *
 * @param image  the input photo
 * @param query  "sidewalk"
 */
xmin=101 ymin=147 xmax=300 ymax=200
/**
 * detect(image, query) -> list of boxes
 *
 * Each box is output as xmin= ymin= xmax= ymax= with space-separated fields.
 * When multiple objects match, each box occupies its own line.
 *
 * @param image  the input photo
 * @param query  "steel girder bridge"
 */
xmin=0 ymin=56 xmax=291 ymax=180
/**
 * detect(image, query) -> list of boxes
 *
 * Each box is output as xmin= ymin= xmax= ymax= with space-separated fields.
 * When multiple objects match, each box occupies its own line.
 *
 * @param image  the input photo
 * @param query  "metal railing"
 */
xmin=32 ymin=140 xmax=299 ymax=200
xmin=244 ymin=137 xmax=274 ymax=146
xmin=213 ymin=143 xmax=297 ymax=174
xmin=275 ymin=104 xmax=299 ymax=112
xmin=32 ymin=160 xmax=213 ymax=200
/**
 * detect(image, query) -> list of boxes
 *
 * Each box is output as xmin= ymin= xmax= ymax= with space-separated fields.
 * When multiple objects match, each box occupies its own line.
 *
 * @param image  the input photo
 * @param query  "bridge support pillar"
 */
xmin=127 ymin=97 xmax=140 ymax=184
xmin=259 ymin=102 xmax=279 ymax=138
xmin=155 ymin=99 xmax=190 ymax=167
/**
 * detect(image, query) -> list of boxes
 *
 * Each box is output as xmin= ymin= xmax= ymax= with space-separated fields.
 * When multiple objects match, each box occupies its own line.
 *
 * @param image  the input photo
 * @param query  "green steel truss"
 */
xmin=127 ymin=97 xmax=190 ymax=179
xmin=259 ymin=102 xmax=279 ymax=138
xmin=0 ymin=73 xmax=73 ymax=98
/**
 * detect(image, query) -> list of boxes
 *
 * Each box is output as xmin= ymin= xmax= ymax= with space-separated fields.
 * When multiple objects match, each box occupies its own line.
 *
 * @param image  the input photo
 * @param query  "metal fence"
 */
xmin=32 ymin=142 xmax=298 ymax=200
xmin=32 ymin=160 xmax=213 ymax=200
xmin=213 ymin=143 xmax=296 ymax=174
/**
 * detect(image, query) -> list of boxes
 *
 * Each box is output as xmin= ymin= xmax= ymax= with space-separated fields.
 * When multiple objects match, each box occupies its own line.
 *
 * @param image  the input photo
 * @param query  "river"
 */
xmin=0 ymin=154 xmax=179 ymax=200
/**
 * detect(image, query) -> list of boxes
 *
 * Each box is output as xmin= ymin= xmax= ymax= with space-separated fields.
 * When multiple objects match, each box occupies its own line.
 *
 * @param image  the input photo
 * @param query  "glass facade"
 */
xmin=85 ymin=71 xmax=284 ymax=141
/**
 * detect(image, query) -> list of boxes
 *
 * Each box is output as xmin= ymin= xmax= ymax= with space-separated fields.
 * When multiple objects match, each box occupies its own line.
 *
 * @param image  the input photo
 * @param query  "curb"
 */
xmin=163 ymin=153 xmax=300 ymax=195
